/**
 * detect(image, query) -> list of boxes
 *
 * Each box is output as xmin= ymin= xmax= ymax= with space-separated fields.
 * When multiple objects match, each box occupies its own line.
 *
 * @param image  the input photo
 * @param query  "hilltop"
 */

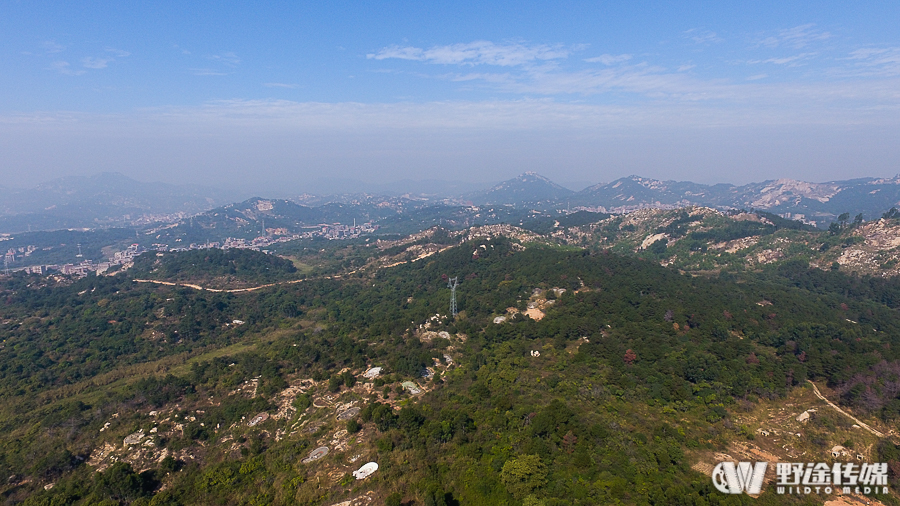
xmin=468 ymin=172 xmax=575 ymax=206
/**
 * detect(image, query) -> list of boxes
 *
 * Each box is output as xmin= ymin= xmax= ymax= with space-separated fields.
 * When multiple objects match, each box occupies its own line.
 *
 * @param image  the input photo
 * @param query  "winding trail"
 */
xmin=132 ymin=245 xmax=452 ymax=293
xmin=133 ymin=278 xmax=307 ymax=293
xmin=807 ymin=380 xmax=885 ymax=438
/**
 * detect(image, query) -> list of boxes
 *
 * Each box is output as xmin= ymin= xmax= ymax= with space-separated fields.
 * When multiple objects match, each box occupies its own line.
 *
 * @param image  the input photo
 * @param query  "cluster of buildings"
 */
xmin=5 ymin=245 xmax=38 ymax=265
xmin=156 ymin=222 xmax=378 ymax=253
xmin=4 ymin=221 xmax=378 ymax=278
xmin=318 ymin=222 xmax=378 ymax=240
xmin=18 ymin=243 xmax=146 ymax=277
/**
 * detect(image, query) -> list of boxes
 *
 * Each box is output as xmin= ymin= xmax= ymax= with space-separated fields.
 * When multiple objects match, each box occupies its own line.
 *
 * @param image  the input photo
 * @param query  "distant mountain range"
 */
xmin=471 ymin=173 xmax=900 ymax=227
xmin=4 ymin=171 xmax=900 ymax=234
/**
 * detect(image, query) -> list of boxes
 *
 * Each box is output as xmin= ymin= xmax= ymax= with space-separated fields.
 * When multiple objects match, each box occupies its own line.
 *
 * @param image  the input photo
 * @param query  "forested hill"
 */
xmin=2 ymin=237 xmax=900 ymax=504
xmin=130 ymin=249 xmax=300 ymax=289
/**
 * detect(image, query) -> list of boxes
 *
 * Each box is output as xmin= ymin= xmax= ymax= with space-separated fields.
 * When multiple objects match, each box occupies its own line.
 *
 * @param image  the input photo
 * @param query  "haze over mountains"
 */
xmin=2 ymin=171 xmax=900 ymax=234
xmin=0 ymin=173 xmax=243 ymax=233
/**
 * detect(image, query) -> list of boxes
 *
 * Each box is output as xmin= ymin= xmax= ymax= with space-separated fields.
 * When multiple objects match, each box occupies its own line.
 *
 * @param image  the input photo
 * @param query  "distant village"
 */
xmin=4 ymin=222 xmax=377 ymax=278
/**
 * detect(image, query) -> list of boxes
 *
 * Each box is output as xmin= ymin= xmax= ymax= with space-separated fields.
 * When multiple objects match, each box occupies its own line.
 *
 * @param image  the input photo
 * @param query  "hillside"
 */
xmin=2 ymin=233 xmax=900 ymax=504
xmin=537 ymin=206 xmax=900 ymax=278
xmin=146 ymin=198 xmax=399 ymax=244
xmin=130 ymin=249 xmax=300 ymax=290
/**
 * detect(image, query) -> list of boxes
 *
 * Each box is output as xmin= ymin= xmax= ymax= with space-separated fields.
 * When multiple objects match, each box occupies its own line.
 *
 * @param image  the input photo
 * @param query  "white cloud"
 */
xmin=82 ymin=57 xmax=112 ymax=69
xmin=420 ymin=60 xmax=900 ymax=113
xmin=756 ymin=24 xmax=831 ymax=49
xmin=263 ymin=82 xmax=299 ymax=89
xmin=747 ymin=53 xmax=816 ymax=66
xmin=42 ymin=41 xmax=65 ymax=54
xmin=363 ymin=39 xmax=900 ymax=118
xmin=49 ymin=61 xmax=85 ymax=76
xmin=584 ymin=54 xmax=632 ymax=65
xmin=368 ymin=41 xmax=570 ymax=67
xmin=369 ymin=45 xmax=424 ymax=61
xmin=844 ymin=47 xmax=900 ymax=77
xmin=105 ymin=47 xmax=131 ymax=57
xmin=209 ymin=52 xmax=241 ymax=66
xmin=190 ymin=68 xmax=229 ymax=76
xmin=684 ymin=29 xmax=722 ymax=44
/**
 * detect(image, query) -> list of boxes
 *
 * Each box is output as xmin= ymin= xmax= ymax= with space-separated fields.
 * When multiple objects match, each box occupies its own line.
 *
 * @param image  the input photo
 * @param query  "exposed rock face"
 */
xmin=856 ymin=219 xmax=900 ymax=249
xmin=749 ymin=179 xmax=842 ymax=207
xmin=836 ymin=219 xmax=900 ymax=276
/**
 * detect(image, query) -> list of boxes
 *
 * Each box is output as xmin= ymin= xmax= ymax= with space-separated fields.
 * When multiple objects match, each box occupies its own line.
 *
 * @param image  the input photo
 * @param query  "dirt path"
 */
xmin=807 ymin=380 xmax=885 ymax=438
xmin=133 ymin=278 xmax=305 ymax=293
xmin=132 ymin=270 xmax=359 ymax=293
xmin=131 ymin=246 xmax=451 ymax=293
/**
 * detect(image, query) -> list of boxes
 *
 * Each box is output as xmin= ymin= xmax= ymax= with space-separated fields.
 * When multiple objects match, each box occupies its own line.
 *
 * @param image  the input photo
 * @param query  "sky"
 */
xmin=1 ymin=1 xmax=899 ymax=191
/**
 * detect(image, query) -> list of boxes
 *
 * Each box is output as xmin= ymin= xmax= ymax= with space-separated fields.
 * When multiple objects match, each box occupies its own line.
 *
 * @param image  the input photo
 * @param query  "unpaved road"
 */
xmin=133 ymin=278 xmax=307 ymax=293
xmin=807 ymin=380 xmax=885 ymax=438
xmin=132 ymin=246 xmax=449 ymax=293
xmin=133 ymin=270 xmax=358 ymax=293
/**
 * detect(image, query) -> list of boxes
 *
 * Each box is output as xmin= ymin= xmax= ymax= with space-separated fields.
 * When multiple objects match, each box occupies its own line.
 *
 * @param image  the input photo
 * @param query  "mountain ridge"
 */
xmin=6 ymin=171 xmax=900 ymax=234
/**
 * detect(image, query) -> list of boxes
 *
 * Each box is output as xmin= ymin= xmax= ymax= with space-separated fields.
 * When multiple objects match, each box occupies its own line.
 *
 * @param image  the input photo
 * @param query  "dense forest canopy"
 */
xmin=130 ymin=248 xmax=300 ymax=289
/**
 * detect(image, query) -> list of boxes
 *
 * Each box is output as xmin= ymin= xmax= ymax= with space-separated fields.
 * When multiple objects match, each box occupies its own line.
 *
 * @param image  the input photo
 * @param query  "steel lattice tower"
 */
xmin=448 ymin=276 xmax=458 ymax=317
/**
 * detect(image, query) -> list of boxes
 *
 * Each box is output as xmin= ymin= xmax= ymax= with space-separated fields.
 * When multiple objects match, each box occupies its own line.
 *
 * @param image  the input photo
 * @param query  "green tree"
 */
xmin=500 ymin=454 xmax=547 ymax=499
xmin=838 ymin=213 xmax=850 ymax=228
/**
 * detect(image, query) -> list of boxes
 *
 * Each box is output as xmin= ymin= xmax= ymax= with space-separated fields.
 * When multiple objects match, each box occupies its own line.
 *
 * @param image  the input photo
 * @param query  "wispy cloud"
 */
xmin=756 ymin=24 xmax=831 ymax=49
xmin=747 ymin=53 xmax=816 ymax=66
xmin=263 ymin=82 xmax=299 ymax=89
xmin=49 ymin=61 xmax=85 ymax=76
xmin=190 ymin=68 xmax=229 ymax=76
xmin=368 ymin=41 xmax=570 ymax=67
xmin=364 ymin=38 xmax=900 ymax=115
xmin=105 ymin=47 xmax=131 ymax=58
xmin=844 ymin=47 xmax=900 ymax=77
xmin=209 ymin=52 xmax=241 ymax=66
xmin=684 ymin=29 xmax=722 ymax=45
xmin=42 ymin=41 xmax=65 ymax=54
xmin=81 ymin=57 xmax=112 ymax=69
xmin=584 ymin=54 xmax=632 ymax=65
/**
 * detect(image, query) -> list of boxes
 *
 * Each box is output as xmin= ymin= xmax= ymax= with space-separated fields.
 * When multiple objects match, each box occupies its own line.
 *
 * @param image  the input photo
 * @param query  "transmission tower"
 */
xmin=448 ymin=276 xmax=458 ymax=317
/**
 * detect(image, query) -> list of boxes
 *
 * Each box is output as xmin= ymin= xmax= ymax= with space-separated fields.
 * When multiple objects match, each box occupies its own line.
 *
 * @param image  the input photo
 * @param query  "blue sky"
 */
xmin=2 ymin=1 xmax=899 ymax=190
